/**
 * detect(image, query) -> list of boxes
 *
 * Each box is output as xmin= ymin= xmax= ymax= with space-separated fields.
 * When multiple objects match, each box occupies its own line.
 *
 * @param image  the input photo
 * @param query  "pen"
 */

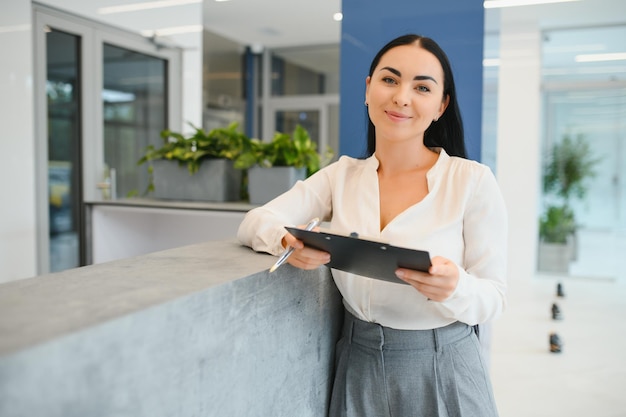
xmin=269 ymin=217 xmax=320 ymax=273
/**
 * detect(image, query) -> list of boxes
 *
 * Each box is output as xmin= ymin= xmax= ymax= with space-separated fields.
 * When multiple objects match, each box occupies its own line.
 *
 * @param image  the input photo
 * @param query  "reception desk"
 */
xmin=0 ymin=240 xmax=343 ymax=416
xmin=85 ymin=199 xmax=255 ymax=264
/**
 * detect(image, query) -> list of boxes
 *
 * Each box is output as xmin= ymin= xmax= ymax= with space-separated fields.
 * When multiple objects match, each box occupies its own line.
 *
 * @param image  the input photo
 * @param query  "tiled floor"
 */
xmin=489 ymin=230 xmax=626 ymax=416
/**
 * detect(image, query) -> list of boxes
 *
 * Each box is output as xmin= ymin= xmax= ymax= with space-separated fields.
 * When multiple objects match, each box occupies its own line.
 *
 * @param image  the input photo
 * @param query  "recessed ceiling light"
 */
xmin=0 ymin=24 xmax=30 ymax=33
xmin=575 ymin=52 xmax=626 ymax=63
xmin=483 ymin=0 xmax=580 ymax=8
xmin=141 ymin=25 xmax=203 ymax=37
xmin=483 ymin=58 xmax=501 ymax=67
xmin=98 ymin=0 xmax=202 ymax=15
xmin=258 ymin=27 xmax=281 ymax=36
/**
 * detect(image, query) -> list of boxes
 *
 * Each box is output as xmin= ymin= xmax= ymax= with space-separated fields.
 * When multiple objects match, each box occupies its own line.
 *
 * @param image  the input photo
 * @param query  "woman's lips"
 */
xmin=385 ymin=111 xmax=410 ymax=122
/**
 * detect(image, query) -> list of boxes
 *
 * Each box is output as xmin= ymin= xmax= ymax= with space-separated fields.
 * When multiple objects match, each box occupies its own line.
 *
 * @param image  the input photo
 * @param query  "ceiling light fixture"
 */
xmin=0 ymin=24 xmax=30 ymax=33
xmin=483 ymin=58 xmax=501 ymax=67
xmin=98 ymin=0 xmax=202 ymax=15
xmin=141 ymin=25 xmax=203 ymax=37
xmin=483 ymin=0 xmax=581 ymax=8
xmin=575 ymin=52 xmax=626 ymax=62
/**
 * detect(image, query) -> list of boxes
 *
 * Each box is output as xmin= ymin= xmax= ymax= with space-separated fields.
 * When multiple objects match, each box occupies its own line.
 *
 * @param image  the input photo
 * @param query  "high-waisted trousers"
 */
xmin=328 ymin=310 xmax=499 ymax=417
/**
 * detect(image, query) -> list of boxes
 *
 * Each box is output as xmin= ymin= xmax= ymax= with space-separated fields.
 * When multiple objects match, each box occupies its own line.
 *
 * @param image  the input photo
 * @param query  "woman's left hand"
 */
xmin=395 ymin=256 xmax=459 ymax=301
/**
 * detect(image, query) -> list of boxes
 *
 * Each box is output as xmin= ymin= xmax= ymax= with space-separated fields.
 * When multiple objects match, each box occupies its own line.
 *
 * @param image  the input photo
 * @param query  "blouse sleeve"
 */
xmin=237 ymin=165 xmax=335 ymax=256
xmin=437 ymin=166 xmax=508 ymax=325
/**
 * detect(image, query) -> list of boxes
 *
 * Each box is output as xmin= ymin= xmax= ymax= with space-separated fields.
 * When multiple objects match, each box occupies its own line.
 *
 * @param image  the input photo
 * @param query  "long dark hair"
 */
xmin=365 ymin=34 xmax=467 ymax=158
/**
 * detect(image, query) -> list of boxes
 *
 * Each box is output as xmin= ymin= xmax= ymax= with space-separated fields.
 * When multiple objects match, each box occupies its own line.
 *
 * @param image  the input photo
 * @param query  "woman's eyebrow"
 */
xmin=380 ymin=66 xmax=438 ymax=84
xmin=414 ymin=75 xmax=438 ymax=84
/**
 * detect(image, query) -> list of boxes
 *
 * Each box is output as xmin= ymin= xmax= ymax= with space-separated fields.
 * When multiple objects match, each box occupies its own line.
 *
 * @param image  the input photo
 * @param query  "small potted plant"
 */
xmin=236 ymin=125 xmax=334 ymax=205
xmin=137 ymin=122 xmax=251 ymax=202
xmin=538 ymin=133 xmax=600 ymax=272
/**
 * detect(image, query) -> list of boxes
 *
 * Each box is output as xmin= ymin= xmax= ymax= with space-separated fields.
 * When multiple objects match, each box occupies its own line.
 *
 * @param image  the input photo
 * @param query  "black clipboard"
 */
xmin=285 ymin=227 xmax=431 ymax=285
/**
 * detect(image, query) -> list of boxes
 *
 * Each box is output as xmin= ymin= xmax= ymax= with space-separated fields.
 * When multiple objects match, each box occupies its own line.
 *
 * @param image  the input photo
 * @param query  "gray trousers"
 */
xmin=328 ymin=311 xmax=499 ymax=417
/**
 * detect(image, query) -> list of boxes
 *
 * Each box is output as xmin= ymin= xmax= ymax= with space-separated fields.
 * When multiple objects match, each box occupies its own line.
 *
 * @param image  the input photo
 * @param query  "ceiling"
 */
xmin=39 ymin=0 xmax=626 ymax=78
xmin=207 ymin=0 xmax=626 ymax=50
xmin=202 ymin=0 xmax=341 ymax=49
xmin=39 ymin=0 xmax=342 ymax=49
xmin=198 ymin=0 xmax=626 ymax=80
xmin=41 ymin=0 xmax=625 ymax=49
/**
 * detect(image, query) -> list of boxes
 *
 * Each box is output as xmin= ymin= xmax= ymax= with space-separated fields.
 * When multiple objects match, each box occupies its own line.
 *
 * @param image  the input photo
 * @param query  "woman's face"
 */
xmin=365 ymin=44 xmax=449 ymax=146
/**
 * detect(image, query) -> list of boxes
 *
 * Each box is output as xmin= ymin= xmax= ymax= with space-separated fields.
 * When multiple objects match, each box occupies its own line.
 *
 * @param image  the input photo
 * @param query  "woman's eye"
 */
xmin=416 ymin=85 xmax=430 ymax=92
xmin=382 ymin=77 xmax=396 ymax=85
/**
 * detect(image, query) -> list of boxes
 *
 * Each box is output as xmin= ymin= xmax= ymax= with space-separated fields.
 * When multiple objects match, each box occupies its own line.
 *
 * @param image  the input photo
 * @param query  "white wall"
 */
xmin=0 ymin=0 xmax=38 ymax=282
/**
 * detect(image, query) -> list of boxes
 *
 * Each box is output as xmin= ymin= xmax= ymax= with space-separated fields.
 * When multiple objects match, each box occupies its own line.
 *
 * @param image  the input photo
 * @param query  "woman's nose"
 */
xmin=393 ymin=88 xmax=410 ymax=106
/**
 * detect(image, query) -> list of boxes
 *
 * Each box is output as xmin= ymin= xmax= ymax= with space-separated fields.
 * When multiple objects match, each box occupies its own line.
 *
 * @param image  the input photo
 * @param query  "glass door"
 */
xmin=276 ymin=110 xmax=320 ymax=146
xmin=264 ymin=97 xmax=339 ymax=160
xmin=34 ymin=5 xmax=181 ymax=274
xmin=541 ymin=25 xmax=626 ymax=278
xmin=544 ymin=88 xmax=626 ymax=231
xmin=258 ymin=46 xmax=340 ymax=160
xmin=102 ymin=43 xmax=168 ymax=198
xmin=543 ymin=87 xmax=626 ymax=279
xmin=45 ymin=28 xmax=83 ymax=272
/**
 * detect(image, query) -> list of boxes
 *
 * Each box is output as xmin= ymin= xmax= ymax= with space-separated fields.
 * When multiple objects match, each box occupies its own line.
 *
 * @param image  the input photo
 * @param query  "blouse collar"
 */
xmin=365 ymin=147 xmax=450 ymax=178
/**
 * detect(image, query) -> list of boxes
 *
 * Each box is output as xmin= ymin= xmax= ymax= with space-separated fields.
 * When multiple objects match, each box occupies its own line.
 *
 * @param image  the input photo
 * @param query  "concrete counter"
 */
xmin=0 ymin=240 xmax=343 ymax=416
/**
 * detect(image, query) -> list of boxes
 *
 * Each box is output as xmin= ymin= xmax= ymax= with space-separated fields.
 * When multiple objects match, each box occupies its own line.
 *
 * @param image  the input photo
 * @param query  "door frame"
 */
xmin=259 ymin=48 xmax=339 ymax=152
xmin=33 ymin=4 xmax=181 ymax=274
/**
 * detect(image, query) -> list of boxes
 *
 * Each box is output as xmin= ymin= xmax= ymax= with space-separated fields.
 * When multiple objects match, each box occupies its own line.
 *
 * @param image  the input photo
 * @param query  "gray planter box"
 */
xmin=248 ymin=166 xmax=306 ymax=205
xmin=152 ymin=159 xmax=242 ymax=202
xmin=537 ymin=240 xmax=572 ymax=274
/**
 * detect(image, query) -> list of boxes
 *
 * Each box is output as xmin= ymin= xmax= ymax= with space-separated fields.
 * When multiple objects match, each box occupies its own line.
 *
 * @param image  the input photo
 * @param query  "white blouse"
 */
xmin=237 ymin=149 xmax=508 ymax=330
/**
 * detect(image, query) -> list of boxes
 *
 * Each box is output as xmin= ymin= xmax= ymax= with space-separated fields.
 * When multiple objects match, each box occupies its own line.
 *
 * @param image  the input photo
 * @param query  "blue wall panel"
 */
xmin=339 ymin=0 xmax=484 ymax=161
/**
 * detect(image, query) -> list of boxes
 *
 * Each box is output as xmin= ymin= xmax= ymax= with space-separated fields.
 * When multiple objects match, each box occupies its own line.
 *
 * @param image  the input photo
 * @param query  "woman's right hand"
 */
xmin=282 ymin=231 xmax=331 ymax=270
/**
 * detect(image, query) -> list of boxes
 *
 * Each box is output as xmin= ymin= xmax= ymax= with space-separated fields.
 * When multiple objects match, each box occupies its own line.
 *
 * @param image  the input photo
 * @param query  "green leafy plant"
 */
xmin=235 ymin=124 xmax=334 ymax=176
xmin=136 ymin=122 xmax=251 ymax=194
xmin=539 ymin=205 xmax=576 ymax=244
xmin=133 ymin=122 xmax=333 ymax=198
xmin=539 ymin=134 xmax=600 ymax=243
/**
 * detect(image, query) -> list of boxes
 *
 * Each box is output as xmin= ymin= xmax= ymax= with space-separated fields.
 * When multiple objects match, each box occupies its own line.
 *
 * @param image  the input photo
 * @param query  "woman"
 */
xmin=238 ymin=34 xmax=507 ymax=417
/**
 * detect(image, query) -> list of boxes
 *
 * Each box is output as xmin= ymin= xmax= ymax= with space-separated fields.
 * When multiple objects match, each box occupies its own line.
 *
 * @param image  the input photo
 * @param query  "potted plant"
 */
xmin=236 ymin=125 xmax=334 ymax=205
xmin=538 ymin=133 xmax=600 ymax=272
xmin=136 ymin=122 xmax=251 ymax=202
